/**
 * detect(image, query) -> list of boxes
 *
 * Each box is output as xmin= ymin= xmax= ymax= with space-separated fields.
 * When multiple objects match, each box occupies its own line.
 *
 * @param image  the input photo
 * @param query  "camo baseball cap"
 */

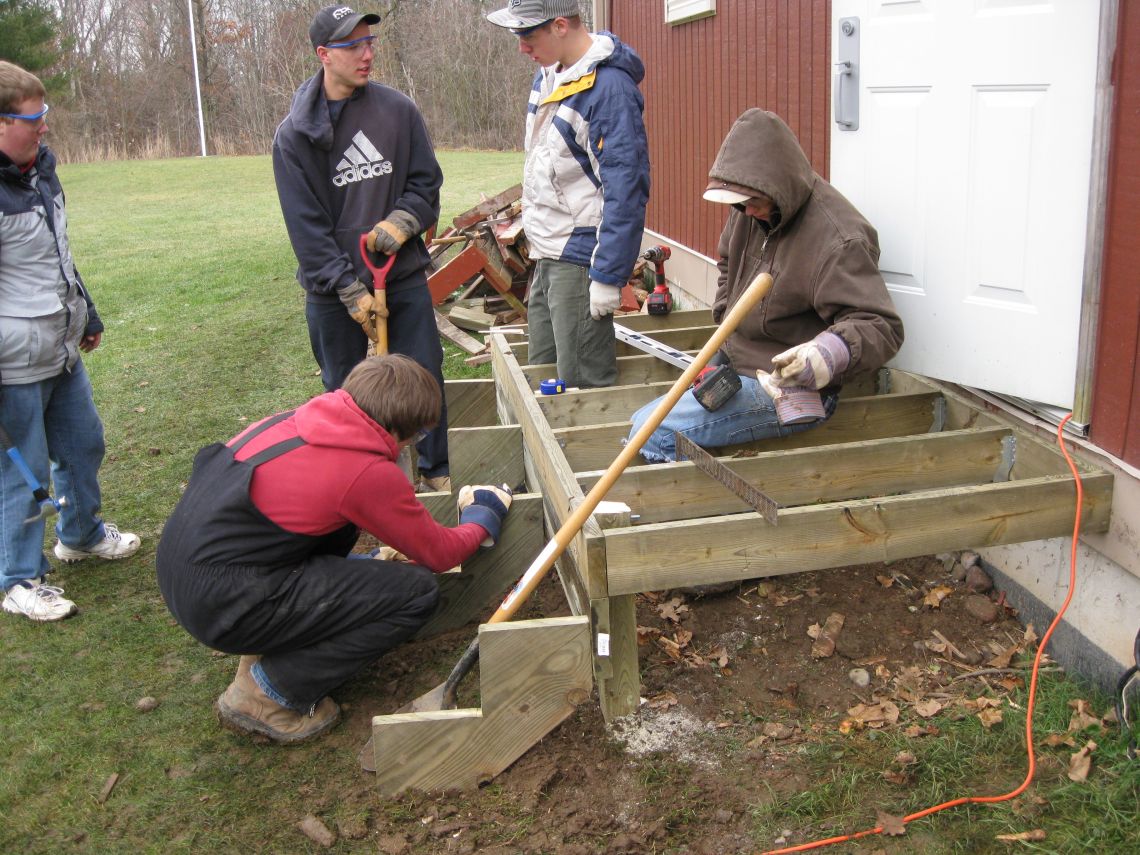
xmin=309 ymin=5 xmax=381 ymax=50
xmin=486 ymin=0 xmax=582 ymax=31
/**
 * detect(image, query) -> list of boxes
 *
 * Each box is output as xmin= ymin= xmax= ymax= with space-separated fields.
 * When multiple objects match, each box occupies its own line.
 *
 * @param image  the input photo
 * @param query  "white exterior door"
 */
xmin=829 ymin=0 xmax=1101 ymax=409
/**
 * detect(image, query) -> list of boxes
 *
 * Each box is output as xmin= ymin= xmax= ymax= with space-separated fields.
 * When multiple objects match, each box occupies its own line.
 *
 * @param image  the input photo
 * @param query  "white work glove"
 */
xmin=589 ymin=280 xmax=621 ymax=320
xmin=769 ymin=331 xmax=851 ymax=390
xmin=457 ymin=484 xmax=513 ymax=547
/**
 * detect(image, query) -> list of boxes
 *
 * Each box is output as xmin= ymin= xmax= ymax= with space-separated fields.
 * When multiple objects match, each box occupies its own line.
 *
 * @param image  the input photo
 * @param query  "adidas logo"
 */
xmin=332 ymin=131 xmax=393 ymax=187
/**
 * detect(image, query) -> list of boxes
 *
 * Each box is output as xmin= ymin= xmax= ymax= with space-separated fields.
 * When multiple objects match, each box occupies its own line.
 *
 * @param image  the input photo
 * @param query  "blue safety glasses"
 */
xmin=324 ymin=35 xmax=376 ymax=52
xmin=0 ymin=103 xmax=49 ymax=122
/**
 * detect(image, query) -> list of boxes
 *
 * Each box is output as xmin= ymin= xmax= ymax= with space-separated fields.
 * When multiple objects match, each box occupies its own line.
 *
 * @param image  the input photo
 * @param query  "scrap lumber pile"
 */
xmin=429 ymin=183 xmax=654 ymax=363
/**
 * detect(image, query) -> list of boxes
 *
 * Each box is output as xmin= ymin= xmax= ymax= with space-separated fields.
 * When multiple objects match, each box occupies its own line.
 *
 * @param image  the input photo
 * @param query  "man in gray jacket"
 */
xmin=0 ymin=61 xmax=139 ymax=622
xmin=630 ymin=109 xmax=904 ymax=462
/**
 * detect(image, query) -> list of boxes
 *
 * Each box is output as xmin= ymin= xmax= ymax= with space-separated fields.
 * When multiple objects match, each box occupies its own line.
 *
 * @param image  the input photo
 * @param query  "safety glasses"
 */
xmin=0 ymin=103 xmax=49 ymax=123
xmin=324 ymin=35 xmax=376 ymax=53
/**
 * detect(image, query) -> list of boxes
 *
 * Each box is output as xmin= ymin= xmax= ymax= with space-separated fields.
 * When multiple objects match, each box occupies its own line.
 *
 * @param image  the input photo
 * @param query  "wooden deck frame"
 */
xmin=370 ymin=310 xmax=1112 ymax=792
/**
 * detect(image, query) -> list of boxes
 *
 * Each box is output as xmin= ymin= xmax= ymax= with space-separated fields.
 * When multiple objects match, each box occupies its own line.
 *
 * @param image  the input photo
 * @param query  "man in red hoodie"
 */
xmin=156 ymin=355 xmax=511 ymax=743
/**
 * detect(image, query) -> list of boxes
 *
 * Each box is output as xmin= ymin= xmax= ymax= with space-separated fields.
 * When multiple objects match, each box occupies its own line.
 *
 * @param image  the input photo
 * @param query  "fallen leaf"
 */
xmin=1066 ymin=699 xmax=1101 ymax=733
xmin=806 ymin=622 xmax=822 ymax=639
xmin=923 ymin=586 xmax=954 ymax=608
xmin=770 ymin=592 xmax=803 ymax=607
xmin=1043 ymin=733 xmax=1077 ymax=748
xmin=846 ymin=701 xmax=900 ymax=728
xmin=996 ymin=830 xmax=1047 ymax=842
xmin=914 ymin=699 xmax=943 ymax=718
xmin=875 ymin=574 xmax=895 ymax=588
xmin=636 ymin=625 xmax=661 ymax=645
xmin=709 ymin=644 xmax=730 ymax=669
xmin=876 ymin=810 xmax=906 ymax=837
xmin=977 ymin=707 xmax=1003 ymax=729
xmin=894 ymin=750 xmax=918 ymax=766
xmin=882 ymin=770 xmax=909 ymax=785
xmin=1022 ymin=623 xmax=1038 ymax=648
xmin=674 ymin=628 xmax=693 ymax=649
xmin=754 ymin=581 xmax=776 ymax=598
xmin=657 ymin=598 xmax=689 ymax=624
xmin=1068 ymin=740 xmax=1096 ymax=782
xmin=762 ymin=722 xmax=794 ymax=740
xmin=646 ymin=691 xmax=679 ymax=710
xmin=656 ymin=636 xmax=682 ymax=660
xmin=987 ymin=643 xmax=1019 ymax=669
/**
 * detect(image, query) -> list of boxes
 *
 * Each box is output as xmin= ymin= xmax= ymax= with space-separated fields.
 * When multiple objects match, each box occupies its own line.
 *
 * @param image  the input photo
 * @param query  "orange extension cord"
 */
xmin=761 ymin=414 xmax=1085 ymax=855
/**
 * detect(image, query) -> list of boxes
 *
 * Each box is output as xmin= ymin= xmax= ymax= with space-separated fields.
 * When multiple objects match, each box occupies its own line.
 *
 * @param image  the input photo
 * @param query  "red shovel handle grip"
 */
xmin=358 ymin=233 xmax=396 ymax=292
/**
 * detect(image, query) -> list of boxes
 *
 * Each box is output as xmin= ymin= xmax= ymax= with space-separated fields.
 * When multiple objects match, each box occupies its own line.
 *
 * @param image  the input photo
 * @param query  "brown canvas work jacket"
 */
xmin=709 ymin=109 xmax=904 ymax=384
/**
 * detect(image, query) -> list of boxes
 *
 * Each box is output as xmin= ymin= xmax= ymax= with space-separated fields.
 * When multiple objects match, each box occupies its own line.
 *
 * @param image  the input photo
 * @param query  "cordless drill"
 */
xmin=643 ymin=245 xmax=673 ymax=315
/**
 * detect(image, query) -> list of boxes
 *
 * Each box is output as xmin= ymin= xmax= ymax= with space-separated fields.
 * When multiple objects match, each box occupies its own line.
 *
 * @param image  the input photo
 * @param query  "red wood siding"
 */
xmin=611 ymin=0 xmax=831 ymax=259
xmin=1089 ymin=3 xmax=1140 ymax=467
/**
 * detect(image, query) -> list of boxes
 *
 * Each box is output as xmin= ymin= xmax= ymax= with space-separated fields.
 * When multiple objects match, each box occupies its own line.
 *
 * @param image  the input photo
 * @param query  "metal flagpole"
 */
xmin=187 ymin=0 xmax=208 ymax=157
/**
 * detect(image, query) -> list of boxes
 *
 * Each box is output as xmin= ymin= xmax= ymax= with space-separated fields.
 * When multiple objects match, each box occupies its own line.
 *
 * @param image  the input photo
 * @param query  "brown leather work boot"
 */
xmin=216 ymin=666 xmax=340 ymax=743
xmin=416 ymin=474 xmax=451 ymax=494
xmin=237 ymin=654 xmax=260 ymax=680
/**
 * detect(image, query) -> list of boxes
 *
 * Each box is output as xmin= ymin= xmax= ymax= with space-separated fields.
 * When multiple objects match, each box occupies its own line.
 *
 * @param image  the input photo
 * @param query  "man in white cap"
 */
xmin=487 ymin=0 xmax=650 ymax=389
xmin=273 ymin=5 xmax=452 ymax=492
xmin=629 ymin=109 xmax=904 ymax=463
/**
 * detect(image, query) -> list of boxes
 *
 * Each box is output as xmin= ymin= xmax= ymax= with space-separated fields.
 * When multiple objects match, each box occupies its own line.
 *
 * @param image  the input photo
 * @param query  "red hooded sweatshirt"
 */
xmin=228 ymin=389 xmax=485 ymax=573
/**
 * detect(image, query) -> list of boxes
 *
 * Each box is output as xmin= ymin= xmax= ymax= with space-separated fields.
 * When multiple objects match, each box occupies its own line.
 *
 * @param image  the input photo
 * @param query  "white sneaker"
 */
xmin=3 ymin=579 xmax=78 ymax=621
xmin=53 ymin=523 xmax=141 ymax=563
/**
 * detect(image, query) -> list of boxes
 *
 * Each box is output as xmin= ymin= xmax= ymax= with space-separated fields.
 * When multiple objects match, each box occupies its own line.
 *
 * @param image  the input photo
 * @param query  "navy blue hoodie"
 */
xmin=272 ymin=71 xmax=443 ymax=297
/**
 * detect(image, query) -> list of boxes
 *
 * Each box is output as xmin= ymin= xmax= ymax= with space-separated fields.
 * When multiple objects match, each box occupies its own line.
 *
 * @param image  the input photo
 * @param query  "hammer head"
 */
xmin=24 ymin=495 xmax=67 ymax=524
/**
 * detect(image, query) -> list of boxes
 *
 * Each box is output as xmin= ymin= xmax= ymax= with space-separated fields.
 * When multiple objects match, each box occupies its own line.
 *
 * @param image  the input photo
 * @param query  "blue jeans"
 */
xmin=628 ymin=373 xmax=836 ymax=463
xmin=1 ymin=362 xmax=107 ymax=590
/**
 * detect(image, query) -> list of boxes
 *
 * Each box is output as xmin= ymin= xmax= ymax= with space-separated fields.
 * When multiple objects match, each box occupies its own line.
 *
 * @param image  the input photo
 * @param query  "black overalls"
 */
xmin=157 ymin=412 xmax=439 ymax=709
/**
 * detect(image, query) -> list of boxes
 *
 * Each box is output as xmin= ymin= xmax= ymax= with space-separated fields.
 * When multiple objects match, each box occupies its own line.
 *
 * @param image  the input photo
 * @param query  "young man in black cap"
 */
xmin=273 ymin=5 xmax=452 ymax=492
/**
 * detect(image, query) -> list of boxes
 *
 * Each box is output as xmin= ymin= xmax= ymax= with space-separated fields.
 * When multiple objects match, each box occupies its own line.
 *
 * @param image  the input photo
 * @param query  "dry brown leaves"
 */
xmin=876 ymin=810 xmax=907 ymax=837
xmin=922 ymin=585 xmax=954 ymax=609
xmin=840 ymin=700 xmax=900 ymax=733
xmin=962 ymin=696 xmax=1004 ymax=729
xmin=1067 ymin=740 xmax=1097 ymax=782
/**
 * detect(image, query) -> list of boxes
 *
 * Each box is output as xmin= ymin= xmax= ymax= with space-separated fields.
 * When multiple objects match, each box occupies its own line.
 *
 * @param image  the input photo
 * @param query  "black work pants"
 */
xmin=166 ymin=542 xmax=439 ymax=708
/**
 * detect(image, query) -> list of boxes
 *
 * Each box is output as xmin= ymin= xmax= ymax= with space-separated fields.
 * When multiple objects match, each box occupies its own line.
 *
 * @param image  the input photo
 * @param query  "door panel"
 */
xmin=831 ymin=0 xmax=1100 ymax=408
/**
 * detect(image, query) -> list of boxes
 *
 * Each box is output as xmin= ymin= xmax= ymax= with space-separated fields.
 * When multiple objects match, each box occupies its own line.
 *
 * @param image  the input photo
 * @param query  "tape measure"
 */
xmin=539 ymin=378 xmax=566 ymax=395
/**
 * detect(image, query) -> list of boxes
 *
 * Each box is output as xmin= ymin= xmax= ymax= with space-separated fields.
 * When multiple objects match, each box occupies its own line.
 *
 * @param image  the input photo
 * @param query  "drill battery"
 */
xmin=646 ymin=285 xmax=673 ymax=315
xmin=692 ymin=364 xmax=742 ymax=412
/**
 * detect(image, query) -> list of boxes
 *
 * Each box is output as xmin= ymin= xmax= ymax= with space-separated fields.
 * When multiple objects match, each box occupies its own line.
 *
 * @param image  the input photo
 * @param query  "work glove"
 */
xmin=366 ymin=209 xmax=421 ymax=255
xmin=457 ymin=483 xmax=513 ymax=547
xmin=769 ymin=331 xmax=850 ymax=390
xmin=338 ymin=279 xmax=387 ymax=343
xmin=589 ymin=280 xmax=621 ymax=320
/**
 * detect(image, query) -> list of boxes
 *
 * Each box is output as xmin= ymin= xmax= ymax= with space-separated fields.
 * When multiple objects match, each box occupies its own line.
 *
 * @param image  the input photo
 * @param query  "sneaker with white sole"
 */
xmin=3 ymin=579 xmax=78 ymax=621
xmin=53 ymin=523 xmax=141 ymax=563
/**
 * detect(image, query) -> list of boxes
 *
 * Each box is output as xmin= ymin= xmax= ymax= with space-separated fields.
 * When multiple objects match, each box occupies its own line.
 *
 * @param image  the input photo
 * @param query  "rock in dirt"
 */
xmin=376 ymin=833 xmax=408 ymax=854
xmin=950 ymin=562 xmax=968 ymax=582
xmin=135 ymin=696 xmax=159 ymax=712
xmin=964 ymin=594 xmax=1000 ymax=623
xmin=960 ymin=550 xmax=980 ymax=569
xmin=848 ymin=668 xmax=871 ymax=688
xmin=965 ymin=564 xmax=993 ymax=593
xmin=297 ymin=814 xmax=336 ymax=848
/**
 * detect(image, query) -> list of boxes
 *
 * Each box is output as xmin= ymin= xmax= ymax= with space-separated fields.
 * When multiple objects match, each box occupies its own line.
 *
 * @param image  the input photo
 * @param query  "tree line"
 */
xmin=1 ymin=0 xmax=552 ymax=161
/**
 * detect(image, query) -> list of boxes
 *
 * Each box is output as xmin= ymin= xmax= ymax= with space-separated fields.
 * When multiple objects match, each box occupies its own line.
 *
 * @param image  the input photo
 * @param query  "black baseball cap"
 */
xmin=309 ymin=5 xmax=381 ymax=50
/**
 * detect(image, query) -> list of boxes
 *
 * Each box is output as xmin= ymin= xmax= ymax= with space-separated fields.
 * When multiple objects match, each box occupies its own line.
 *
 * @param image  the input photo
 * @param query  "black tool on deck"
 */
xmin=692 ymin=363 xmax=743 ymax=412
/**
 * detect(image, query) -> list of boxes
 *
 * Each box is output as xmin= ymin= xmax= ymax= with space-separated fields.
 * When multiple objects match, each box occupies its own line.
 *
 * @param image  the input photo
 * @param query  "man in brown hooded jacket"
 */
xmin=629 ymin=109 xmax=904 ymax=462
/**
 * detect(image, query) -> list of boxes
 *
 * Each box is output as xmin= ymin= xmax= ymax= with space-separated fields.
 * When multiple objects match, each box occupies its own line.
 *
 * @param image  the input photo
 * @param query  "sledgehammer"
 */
xmin=402 ymin=272 xmax=776 ymax=713
xmin=0 ymin=422 xmax=67 ymax=522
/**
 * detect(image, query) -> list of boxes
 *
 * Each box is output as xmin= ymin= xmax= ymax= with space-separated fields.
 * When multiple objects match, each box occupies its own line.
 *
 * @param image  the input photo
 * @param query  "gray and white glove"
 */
xmin=457 ymin=484 xmax=513 ymax=547
xmin=589 ymin=280 xmax=621 ymax=320
xmin=769 ymin=331 xmax=850 ymax=390
xmin=366 ymin=209 xmax=421 ymax=256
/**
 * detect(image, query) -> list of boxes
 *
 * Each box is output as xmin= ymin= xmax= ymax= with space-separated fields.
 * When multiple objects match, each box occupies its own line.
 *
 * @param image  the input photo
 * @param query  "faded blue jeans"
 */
xmin=628 ymin=373 xmax=838 ymax=463
xmin=1 ymin=361 xmax=107 ymax=590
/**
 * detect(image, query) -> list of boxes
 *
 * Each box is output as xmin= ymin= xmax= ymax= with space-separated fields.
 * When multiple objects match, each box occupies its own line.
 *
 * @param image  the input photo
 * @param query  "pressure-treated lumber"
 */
xmin=509 ymin=325 xmax=716 ymax=365
xmin=603 ymin=473 xmax=1113 ymax=596
xmin=435 ymin=309 xmax=485 ymax=355
xmin=448 ymin=424 xmax=527 ymax=494
xmin=552 ymin=392 xmax=950 ymax=472
xmin=417 ymin=494 xmax=543 ymax=638
xmin=444 ymin=378 xmax=498 ymax=428
xmin=371 ymin=615 xmax=592 ymax=794
xmin=579 ymin=427 xmax=1017 ymax=524
xmin=523 ymin=353 xmax=690 ymax=388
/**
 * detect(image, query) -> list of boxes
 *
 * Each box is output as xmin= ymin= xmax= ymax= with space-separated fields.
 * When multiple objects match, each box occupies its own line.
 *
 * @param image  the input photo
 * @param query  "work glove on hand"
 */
xmin=457 ymin=484 xmax=513 ymax=547
xmin=769 ymin=331 xmax=850 ymax=390
xmin=366 ymin=209 xmax=421 ymax=255
xmin=339 ymin=279 xmax=380 ymax=342
xmin=589 ymin=280 xmax=621 ymax=320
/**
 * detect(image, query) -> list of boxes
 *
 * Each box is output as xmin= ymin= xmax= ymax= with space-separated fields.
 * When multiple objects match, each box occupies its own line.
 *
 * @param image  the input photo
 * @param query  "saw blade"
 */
xmin=675 ymin=433 xmax=779 ymax=526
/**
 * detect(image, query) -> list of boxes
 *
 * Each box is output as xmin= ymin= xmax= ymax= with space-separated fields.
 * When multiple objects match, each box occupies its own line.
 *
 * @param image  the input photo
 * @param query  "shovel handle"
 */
xmin=489 ymin=272 xmax=775 ymax=623
xmin=359 ymin=234 xmax=396 ymax=355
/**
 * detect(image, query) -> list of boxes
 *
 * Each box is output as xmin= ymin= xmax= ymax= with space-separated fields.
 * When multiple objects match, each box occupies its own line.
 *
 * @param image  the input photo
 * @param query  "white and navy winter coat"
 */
xmin=0 ymin=145 xmax=102 ymax=384
xmin=272 ymin=73 xmax=443 ymax=297
xmin=522 ymin=32 xmax=650 ymax=287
